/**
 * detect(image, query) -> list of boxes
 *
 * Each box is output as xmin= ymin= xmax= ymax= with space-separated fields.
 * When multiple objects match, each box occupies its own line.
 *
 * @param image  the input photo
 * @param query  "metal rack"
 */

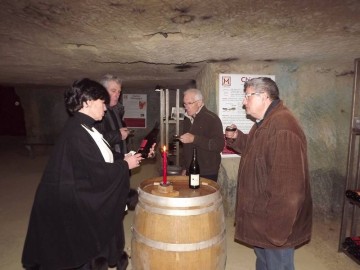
xmin=339 ymin=58 xmax=360 ymax=264
xmin=158 ymin=88 xmax=180 ymax=166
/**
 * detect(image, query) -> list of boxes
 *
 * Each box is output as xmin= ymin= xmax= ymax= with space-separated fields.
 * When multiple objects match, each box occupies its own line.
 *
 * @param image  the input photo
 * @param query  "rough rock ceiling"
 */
xmin=0 ymin=0 xmax=359 ymax=89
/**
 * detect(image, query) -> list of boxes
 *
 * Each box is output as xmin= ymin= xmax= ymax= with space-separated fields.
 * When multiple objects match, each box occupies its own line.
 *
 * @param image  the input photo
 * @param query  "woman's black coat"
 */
xmin=22 ymin=112 xmax=130 ymax=269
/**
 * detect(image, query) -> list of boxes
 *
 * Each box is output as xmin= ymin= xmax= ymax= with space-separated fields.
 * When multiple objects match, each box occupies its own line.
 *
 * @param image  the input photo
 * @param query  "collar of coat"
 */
xmin=184 ymin=104 xmax=204 ymax=124
xmin=75 ymin=111 xmax=96 ymax=128
xmin=256 ymin=99 xmax=281 ymax=127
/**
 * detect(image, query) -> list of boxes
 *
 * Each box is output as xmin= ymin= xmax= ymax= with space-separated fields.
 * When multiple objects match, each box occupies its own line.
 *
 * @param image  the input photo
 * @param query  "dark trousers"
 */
xmin=254 ymin=247 xmax=295 ymax=270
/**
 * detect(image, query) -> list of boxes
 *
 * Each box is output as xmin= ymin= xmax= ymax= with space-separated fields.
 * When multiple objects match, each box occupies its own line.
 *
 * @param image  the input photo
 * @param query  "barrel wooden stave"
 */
xmin=131 ymin=177 xmax=226 ymax=270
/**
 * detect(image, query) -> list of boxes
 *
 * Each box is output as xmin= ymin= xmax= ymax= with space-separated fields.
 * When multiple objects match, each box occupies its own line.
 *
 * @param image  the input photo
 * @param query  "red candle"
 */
xmin=162 ymin=145 xmax=167 ymax=185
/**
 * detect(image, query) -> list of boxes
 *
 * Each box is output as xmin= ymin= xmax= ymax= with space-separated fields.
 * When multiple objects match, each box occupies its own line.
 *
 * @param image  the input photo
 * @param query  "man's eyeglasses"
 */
xmin=183 ymin=100 xmax=200 ymax=106
xmin=244 ymin=91 xmax=264 ymax=100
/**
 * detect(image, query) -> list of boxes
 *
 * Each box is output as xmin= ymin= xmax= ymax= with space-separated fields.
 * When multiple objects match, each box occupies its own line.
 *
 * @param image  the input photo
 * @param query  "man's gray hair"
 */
xmin=100 ymin=74 xmax=122 ymax=89
xmin=184 ymin=88 xmax=203 ymax=101
xmin=244 ymin=77 xmax=279 ymax=100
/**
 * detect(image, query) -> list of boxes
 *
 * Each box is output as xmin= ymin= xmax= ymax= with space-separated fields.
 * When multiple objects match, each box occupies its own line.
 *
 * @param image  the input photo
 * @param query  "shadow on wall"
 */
xmin=311 ymin=169 xmax=345 ymax=218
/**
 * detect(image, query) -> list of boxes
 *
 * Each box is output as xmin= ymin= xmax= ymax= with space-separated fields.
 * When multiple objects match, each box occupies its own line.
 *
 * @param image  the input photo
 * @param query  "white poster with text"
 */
xmin=219 ymin=74 xmax=275 ymax=157
xmin=123 ymin=94 xmax=147 ymax=128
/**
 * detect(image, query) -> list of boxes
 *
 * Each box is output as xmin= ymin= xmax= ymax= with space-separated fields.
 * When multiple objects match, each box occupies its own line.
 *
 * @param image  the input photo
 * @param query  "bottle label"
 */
xmin=190 ymin=174 xmax=200 ymax=186
xmin=139 ymin=139 xmax=148 ymax=148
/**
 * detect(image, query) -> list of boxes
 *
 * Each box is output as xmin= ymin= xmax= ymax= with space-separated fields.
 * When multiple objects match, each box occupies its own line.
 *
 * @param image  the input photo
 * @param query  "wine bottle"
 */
xmin=346 ymin=190 xmax=355 ymax=200
xmin=137 ymin=121 xmax=159 ymax=158
xmin=189 ymin=147 xmax=200 ymax=189
xmin=346 ymin=189 xmax=360 ymax=202
xmin=343 ymin=237 xmax=360 ymax=250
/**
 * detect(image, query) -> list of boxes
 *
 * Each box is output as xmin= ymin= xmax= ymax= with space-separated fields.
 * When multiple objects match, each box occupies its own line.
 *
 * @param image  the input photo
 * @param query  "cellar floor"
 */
xmin=0 ymin=139 xmax=358 ymax=270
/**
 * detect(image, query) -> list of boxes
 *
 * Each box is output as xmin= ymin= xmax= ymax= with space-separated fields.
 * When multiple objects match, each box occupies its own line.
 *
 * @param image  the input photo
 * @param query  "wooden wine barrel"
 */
xmin=131 ymin=176 xmax=226 ymax=270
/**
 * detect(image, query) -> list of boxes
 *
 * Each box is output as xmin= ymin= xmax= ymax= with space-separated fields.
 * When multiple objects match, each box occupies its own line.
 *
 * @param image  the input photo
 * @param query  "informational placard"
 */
xmin=219 ymin=74 xmax=275 ymax=157
xmin=123 ymin=94 xmax=147 ymax=128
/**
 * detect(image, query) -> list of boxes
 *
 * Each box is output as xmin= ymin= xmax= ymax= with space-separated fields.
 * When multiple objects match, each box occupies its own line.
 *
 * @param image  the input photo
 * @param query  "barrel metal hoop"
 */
xmin=132 ymin=228 xmax=226 ymax=252
xmin=137 ymin=197 xmax=224 ymax=216
xmin=138 ymin=188 xmax=221 ymax=208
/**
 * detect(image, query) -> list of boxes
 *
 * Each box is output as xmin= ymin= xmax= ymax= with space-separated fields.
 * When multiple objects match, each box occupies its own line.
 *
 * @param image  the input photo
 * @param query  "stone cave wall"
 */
xmin=13 ymin=60 xmax=356 ymax=219
xmin=15 ymin=85 xmax=68 ymax=144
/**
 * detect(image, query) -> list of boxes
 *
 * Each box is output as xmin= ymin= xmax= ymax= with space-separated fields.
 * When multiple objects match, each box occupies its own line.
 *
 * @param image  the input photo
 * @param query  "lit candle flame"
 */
xmin=162 ymin=145 xmax=167 ymax=185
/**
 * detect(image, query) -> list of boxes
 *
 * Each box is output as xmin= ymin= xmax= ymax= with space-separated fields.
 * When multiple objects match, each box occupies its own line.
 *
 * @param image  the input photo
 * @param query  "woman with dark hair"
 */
xmin=21 ymin=78 xmax=143 ymax=270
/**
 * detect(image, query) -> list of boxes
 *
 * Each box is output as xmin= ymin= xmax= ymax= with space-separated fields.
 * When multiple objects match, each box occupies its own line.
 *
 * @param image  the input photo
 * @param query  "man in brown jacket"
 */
xmin=225 ymin=77 xmax=312 ymax=270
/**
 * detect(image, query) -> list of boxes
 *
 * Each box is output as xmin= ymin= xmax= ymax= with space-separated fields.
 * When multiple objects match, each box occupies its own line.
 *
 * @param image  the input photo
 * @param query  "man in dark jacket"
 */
xmin=225 ymin=77 xmax=312 ymax=270
xmin=94 ymin=74 xmax=133 ymax=270
xmin=96 ymin=74 xmax=129 ymax=160
xmin=179 ymin=88 xmax=224 ymax=181
xmin=95 ymin=74 xmax=155 ymax=270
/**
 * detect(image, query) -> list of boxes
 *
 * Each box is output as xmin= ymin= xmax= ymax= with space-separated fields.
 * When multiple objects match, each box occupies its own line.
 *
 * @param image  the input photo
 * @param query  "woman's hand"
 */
xmin=124 ymin=153 xmax=143 ymax=169
xmin=147 ymin=143 xmax=156 ymax=158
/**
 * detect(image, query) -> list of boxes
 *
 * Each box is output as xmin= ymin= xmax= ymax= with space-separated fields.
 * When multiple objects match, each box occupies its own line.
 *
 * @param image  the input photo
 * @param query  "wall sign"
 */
xmin=123 ymin=94 xmax=147 ymax=128
xmin=219 ymin=74 xmax=275 ymax=157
